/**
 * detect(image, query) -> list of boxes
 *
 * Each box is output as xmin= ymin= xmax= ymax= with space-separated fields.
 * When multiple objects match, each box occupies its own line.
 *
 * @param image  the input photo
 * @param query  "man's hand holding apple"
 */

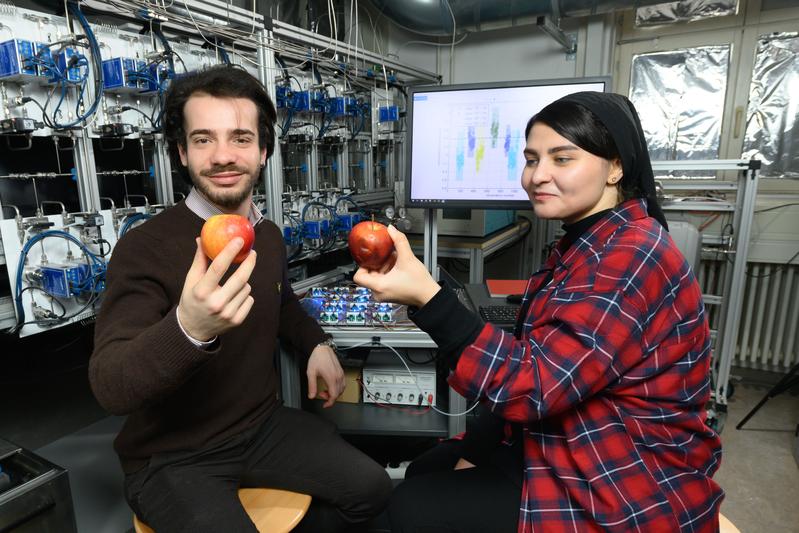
xmin=177 ymin=237 xmax=256 ymax=342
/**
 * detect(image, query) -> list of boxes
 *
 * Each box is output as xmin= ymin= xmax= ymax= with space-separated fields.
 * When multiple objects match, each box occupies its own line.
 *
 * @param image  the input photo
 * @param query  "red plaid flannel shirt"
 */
xmin=449 ymin=199 xmax=723 ymax=532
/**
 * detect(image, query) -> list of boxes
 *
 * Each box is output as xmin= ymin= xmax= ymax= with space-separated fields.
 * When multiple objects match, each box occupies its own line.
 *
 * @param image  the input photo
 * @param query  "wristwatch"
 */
xmin=317 ymin=338 xmax=338 ymax=352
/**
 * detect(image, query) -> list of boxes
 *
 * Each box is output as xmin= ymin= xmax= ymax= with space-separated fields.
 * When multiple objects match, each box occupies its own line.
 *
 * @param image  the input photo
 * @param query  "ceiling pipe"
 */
xmin=366 ymin=0 xmax=669 ymax=36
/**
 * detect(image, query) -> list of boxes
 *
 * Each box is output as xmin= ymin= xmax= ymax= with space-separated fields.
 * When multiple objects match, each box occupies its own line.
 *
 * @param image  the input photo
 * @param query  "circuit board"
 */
xmin=300 ymin=285 xmax=414 ymax=327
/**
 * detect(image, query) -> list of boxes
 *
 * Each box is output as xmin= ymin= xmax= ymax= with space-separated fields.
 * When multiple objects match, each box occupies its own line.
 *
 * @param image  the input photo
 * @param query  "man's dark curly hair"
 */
xmin=163 ymin=65 xmax=277 ymax=184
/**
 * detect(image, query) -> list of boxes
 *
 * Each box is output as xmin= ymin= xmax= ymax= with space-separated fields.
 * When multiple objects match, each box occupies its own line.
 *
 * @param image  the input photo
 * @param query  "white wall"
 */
xmin=380 ymin=14 xmax=616 ymax=86
xmin=344 ymin=5 xmax=439 ymax=80
xmin=382 ymin=23 xmax=440 ymax=79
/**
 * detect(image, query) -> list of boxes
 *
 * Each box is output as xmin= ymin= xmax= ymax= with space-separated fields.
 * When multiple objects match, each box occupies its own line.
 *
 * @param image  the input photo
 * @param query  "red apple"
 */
xmin=348 ymin=220 xmax=394 ymax=270
xmin=201 ymin=214 xmax=255 ymax=264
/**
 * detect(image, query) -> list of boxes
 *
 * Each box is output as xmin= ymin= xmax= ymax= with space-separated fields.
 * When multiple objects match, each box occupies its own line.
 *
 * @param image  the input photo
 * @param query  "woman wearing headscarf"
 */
xmin=354 ymin=92 xmax=724 ymax=532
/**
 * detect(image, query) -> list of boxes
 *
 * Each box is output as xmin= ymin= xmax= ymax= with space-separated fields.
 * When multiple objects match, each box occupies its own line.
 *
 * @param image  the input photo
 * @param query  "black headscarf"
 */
xmin=557 ymin=91 xmax=669 ymax=231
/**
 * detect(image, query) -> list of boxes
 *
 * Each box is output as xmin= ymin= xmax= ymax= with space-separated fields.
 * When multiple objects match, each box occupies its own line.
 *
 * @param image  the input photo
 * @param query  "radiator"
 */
xmin=698 ymin=259 xmax=799 ymax=372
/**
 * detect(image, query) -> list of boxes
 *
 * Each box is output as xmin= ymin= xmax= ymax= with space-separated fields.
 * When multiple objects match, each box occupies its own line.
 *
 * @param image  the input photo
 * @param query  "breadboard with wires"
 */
xmin=300 ymin=285 xmax=414 ymax=327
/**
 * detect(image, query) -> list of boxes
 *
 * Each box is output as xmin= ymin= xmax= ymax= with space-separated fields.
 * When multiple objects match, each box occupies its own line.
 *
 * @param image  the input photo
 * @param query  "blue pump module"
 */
xmin=33 ymin=43 xmax=53 ymax=78
xmin=140 ymin=62 xmax=171 ymax=94
xmin=102 ymin=58 xmax=141 ymax=93
xmin=293 ymin=91 xmax=311 ymax=111
xmin=378 ymin=105 xmax=399 ymax=122
xmin=49 ymin=47 xmax=84 ymax=84
xmin=0 ymin=39 xmax=37 ymax=81
xmin=276 ymin=85 xmax=290 ymax=108
xmin=303 ymin=220 xmax=321 ymax=239
xmin=40 ymin=264 xmax=92 ymax=298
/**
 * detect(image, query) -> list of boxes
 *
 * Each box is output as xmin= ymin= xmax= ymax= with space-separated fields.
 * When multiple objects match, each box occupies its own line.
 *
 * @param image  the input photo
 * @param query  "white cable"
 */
xmin=394 ymin=33 xmax=469 ymax=55
xmin=356 ymin=5 xmax=390 ymax=105
xmin=338 ymin=339 xmax=480 ymax=416
xmin=347 ymin=0 xmax=354 ymax=65
xmin=444 ymin=0 xmax=456 ymax=83
xmin=179 ymin=0 xmax=242 ymax=59
xmin=327 ymin=0 xmax=338 ymax=60
xmin=378 ymin=342 xmax=480 ymax=417
xmin=354 ymin=0 xmax=359 ymax=80
xmin=174 ymin=0 xmax=265 ymax=69
xmin=97 ymin=0 xmax=399 ymax=84
xmin=248 ymin=0 xmax=257 ymax=39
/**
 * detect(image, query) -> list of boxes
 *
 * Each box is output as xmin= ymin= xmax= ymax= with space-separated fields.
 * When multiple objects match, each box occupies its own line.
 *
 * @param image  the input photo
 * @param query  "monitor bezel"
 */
xmin=405 ymin=76 xmax=611 ymax=210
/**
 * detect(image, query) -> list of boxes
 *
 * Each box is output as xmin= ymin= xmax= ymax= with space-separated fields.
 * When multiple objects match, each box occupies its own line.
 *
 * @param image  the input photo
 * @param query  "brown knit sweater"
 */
xmin=89 ymin=202 xmax=327 ymax=473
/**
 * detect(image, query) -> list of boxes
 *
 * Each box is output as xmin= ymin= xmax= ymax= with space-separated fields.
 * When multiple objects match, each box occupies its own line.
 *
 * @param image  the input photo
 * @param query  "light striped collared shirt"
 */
xmin=184 ymin=187 xmax=264 ymax=226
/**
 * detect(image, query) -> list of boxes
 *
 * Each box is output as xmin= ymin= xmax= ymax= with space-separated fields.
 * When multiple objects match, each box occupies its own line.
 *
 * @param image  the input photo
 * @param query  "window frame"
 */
xmin=613 ymin=0 xmax=799 ymax=193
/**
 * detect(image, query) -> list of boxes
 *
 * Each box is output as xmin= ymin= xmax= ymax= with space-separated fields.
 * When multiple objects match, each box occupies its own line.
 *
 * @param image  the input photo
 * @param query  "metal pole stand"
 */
xmin=736 ymin=361 xmax=799 ymax=430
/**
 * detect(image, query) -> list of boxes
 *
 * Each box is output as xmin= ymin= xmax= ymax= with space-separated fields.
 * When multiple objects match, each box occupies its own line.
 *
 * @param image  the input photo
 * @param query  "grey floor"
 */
xmin=713 ymin=370 xmax=799 ymax=533
xmin=2 ymin=337 xmax=797 ymax=533
xmin=36 ymin=416 xmax=129 ymax=533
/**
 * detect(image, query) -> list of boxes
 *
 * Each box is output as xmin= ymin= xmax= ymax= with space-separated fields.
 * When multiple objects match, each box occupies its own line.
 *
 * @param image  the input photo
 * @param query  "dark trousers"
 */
xmin=124 ymin=406 xmax=392 ymax=533
xmin=388 ymin=439 xmax=522 ymax=533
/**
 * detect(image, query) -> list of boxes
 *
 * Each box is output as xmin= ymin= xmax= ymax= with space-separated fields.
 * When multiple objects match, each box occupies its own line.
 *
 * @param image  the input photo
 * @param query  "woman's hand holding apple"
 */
xmin=348 ymin=220 xmax=395 ymax=270
xmin=353 ymin=225 xmax=441 ymax=308
xmin=177 ymin=237 xmax=257 ymax=342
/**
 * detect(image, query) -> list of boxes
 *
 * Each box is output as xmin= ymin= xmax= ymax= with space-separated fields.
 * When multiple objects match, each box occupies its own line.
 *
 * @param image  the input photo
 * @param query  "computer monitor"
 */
xmin=406 ymin=77 xmax=610 ymax=209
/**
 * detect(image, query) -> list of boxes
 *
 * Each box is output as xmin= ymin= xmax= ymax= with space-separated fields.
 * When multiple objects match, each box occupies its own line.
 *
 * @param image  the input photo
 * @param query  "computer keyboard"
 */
xmin=479 ymin=305 xmax=519 ymax=324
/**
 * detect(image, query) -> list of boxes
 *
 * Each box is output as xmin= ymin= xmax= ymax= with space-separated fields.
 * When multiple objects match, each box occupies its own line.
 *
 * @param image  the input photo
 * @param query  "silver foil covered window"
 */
xmin=630 ymin=45 xmax=730 ymax=175
xmin=742 ymin=32 xmax=799 ymax=179
xmin=636 ymin=0 xmax=739 ymax=27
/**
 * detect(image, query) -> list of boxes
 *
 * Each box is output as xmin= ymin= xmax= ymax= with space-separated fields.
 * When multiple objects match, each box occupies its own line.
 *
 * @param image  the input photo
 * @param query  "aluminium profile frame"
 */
xmin=652 ymin=159 xmax=760 ymax=416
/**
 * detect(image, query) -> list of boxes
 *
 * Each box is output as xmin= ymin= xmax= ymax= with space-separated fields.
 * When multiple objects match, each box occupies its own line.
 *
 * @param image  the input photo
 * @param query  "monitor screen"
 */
xmin=406 ymin=77 xmax=610 ymax=209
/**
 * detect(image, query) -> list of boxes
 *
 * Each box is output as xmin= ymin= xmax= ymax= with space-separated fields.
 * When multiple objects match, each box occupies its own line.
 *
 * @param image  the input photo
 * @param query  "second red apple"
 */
xmin=348 ymin=221 xmax=394 ymax=270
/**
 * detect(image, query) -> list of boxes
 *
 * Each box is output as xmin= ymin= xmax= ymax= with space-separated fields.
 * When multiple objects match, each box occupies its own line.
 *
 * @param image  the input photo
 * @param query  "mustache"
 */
xmin=200 ymin=164 xmax=250 ymax=177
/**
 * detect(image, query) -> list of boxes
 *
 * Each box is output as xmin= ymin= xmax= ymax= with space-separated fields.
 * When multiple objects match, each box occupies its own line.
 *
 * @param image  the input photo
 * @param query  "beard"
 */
xmin=190 ymin=163 xmax=260 ymax=209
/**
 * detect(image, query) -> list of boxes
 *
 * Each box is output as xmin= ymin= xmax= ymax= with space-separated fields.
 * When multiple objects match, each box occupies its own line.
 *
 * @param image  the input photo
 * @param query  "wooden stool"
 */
xmin=133 ymin=488 xmax=312 ymax=533
xmin=719 ymin=513 xmax=741 ymax=533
